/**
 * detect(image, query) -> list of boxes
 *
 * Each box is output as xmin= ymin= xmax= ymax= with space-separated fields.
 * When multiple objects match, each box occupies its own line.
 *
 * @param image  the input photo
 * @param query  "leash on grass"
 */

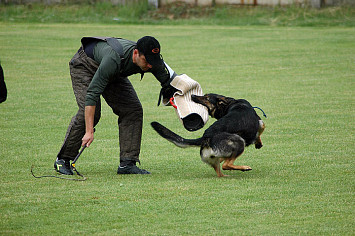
xmin=31 ymin=146 xmax=87 ymax=181
xmin=253 ymin=106 xmax=267 ymax=118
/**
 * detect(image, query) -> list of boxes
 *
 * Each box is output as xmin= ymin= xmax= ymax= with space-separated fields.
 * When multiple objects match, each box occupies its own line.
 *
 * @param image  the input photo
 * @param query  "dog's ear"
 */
xmin=218 ymin=100 xmax=226 ymax=105
xmin=217 ymin=97 xmax=230 ymax=106
xmin=213 ymin=96 xmax=235 ymax=119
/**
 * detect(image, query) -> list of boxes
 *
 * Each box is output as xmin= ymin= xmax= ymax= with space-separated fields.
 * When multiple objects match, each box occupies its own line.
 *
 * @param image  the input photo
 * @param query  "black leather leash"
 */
xmin=31 ymin=146 xmax=87 ymax=181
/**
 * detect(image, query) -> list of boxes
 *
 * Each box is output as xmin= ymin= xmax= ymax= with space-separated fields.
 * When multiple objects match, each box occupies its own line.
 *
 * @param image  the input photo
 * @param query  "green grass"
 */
xmin=0 ymin=1 xmax=151 ymax=24
xmin=0 ymin=22 xmax=354 ymax=235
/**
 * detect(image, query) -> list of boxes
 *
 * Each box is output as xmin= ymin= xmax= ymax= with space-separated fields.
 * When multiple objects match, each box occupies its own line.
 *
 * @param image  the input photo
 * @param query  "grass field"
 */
xmin=0 ymin=22 xmax=354 ymax=235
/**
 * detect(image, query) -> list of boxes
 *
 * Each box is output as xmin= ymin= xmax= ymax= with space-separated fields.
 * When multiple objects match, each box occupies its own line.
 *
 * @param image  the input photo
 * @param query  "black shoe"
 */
xmin=54 ymin=158 xmax=73 ymax=175
xmin=117 ymin=164 xmax=151 ymax=175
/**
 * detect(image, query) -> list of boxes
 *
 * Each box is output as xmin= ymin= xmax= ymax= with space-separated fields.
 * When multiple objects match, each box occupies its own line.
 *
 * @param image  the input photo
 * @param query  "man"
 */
xmin=55 ymin=36 xmax=177 ymax=175
xmin=0 ymin=63 xmax=7 ymax=104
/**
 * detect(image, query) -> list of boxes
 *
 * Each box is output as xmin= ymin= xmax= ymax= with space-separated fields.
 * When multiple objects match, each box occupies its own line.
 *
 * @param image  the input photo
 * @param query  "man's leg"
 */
xmin=55 ymin=49 xmax=100 ymax=175
xmin=102 ymin=77 xmax=150 ymax=174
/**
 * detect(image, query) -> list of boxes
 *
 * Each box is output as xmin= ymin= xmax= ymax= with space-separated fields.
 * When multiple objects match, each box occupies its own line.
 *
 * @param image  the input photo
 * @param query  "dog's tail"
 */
xmin=151 ymin=122 xmax=203 ymax=148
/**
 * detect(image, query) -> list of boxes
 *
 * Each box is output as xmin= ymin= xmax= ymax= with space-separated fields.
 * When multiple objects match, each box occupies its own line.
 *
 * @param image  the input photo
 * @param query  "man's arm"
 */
xmin=82 ymin=105 xmax=95 ymax=147
xmin=151 ymin=62 xmax=178 ymax=106
xmin=82 ymin=43 xmax=122 ymax=147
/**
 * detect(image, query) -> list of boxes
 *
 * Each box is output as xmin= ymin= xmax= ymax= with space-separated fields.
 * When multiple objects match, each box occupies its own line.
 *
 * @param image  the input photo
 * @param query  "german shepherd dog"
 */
xmin=151 ymin=93 xmax=265 ymax=177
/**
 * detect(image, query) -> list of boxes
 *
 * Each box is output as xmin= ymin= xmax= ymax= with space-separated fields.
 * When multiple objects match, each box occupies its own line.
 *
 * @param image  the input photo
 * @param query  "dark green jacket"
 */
xmin=85 ymin=39 xmax=174 ymax=106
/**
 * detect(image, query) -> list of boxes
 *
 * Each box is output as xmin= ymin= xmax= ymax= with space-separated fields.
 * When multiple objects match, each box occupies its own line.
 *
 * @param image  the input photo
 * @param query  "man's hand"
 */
xmin=162 ymin=85 xmax=177 ymax=100
xmin=82 ymin=131 xmax=94 ymax=147
xmin=82 ymin=105 xmax=96 ymax=147
xmin=158 ymin=84 xmax=177 ymax=106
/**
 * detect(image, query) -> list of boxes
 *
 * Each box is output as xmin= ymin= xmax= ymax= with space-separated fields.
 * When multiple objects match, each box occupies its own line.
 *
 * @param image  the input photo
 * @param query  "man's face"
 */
xmin=133 ymin=49 xmax=152 ymax=71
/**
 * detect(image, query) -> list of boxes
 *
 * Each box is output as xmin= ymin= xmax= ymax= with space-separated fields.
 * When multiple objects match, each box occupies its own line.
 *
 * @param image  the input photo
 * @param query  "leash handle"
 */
xmin=72 ymin=145 xmax=86 ymax=165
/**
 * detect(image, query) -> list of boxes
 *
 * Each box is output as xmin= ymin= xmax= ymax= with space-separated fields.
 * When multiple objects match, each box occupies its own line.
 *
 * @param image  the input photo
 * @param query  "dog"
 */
xmin=151 ymin=93 xmax=265 ymax=177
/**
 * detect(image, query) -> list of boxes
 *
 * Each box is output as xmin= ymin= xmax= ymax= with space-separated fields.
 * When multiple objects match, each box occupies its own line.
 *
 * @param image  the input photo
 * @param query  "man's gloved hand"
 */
xmin=162 ymin=84 xmax=177 ymax=99
xmin=158 ymin=84 xmax=177 ymax=106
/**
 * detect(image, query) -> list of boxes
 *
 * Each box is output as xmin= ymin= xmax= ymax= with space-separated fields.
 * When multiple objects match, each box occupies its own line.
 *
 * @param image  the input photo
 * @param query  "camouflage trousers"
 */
xmin=57 ymin=47 xmax=143 ymax=164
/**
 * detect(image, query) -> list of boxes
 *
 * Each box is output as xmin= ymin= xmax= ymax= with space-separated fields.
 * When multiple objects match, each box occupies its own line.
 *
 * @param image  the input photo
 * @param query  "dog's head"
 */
xmin=191 ymin=93 xmax=235 ymax=119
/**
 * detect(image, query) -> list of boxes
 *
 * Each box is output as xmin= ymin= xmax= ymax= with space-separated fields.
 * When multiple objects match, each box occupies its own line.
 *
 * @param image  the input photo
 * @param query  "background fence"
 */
xmin=0 ymin=0 xmax=353 ymax=7
xmin=160 ymin=0 xmax=353 ymax=7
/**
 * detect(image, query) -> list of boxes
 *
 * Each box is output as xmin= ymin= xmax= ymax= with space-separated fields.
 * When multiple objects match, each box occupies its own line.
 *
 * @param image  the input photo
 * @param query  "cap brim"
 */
xmin=145 ymin=54 xmax=163 ymax=67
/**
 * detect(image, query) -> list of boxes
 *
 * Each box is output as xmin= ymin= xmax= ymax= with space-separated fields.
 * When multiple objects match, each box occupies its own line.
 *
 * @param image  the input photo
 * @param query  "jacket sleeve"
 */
xmin=151 ymin=62 xmax=178 ymax=106
xmin=151 ymin=62 xmax=177 ymax=87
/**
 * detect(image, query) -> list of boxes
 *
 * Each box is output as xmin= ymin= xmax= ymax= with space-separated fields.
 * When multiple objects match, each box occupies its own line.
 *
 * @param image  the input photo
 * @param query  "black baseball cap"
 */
xmin=136 ymin=36 xmax=163 ymax=67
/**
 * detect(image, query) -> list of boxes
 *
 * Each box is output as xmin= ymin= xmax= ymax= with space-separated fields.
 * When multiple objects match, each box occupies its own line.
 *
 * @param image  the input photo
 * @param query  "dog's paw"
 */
xmin=241 ymin=167 xmax=252 ymax=172
xmin=255 ymin=142 xmax=263 ymax=149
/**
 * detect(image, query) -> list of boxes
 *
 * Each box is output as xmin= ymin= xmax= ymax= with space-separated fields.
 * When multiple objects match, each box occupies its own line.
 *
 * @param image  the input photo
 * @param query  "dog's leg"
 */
xmin=222 ymin=145 xmax=252 ymax=172
xmin=213 ymin=163 xmax=225 ymax=177
xmin=222 ymin=157 xmax=252 ymax=172
xmin=228 ymin=165 xmax=252 ymax=172
xmin=201 ymin=149 xmax=226 ymax=177
xmin=219 ymin=138 xmax=251 ymax=171
xmin=255 ymin=120 xmax=265 ymax=149
xmin=209 ymin=158 xmax=225 ymax=177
